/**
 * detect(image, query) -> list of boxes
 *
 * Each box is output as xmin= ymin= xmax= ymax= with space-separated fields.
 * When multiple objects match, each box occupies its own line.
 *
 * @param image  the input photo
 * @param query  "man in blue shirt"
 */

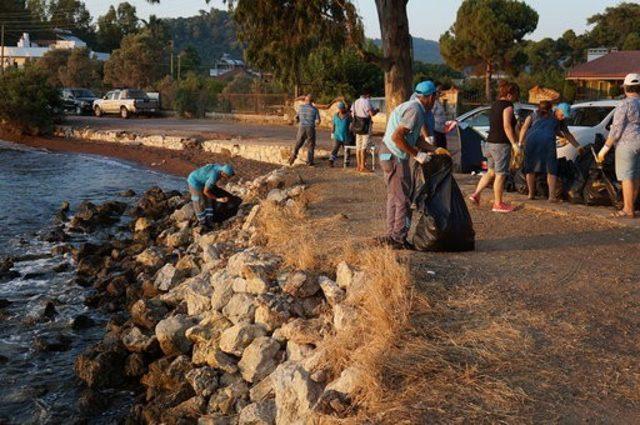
xmin=290 ymin=94 xmax=321 ymax=166
xmin=378 ymin=81 xmax=447 ymax=249
xmin=187 ymin=163 xmax=237 ymax=228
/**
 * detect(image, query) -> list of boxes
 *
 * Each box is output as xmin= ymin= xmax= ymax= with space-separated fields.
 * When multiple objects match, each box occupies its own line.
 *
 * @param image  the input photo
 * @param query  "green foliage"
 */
xmin=173 ymin=73 xmax=224 ymax=118
xmin=47 ymin=0 xmax=95 ymax=45
xmin=413 ymin=62 xmax=464 ymax=87
xmin=0 ymin=66 xmax=62 ymax=135
xmin=440 ymin=0 xmax=538 ymax=99
xmin=163 ymin=8 xmax=241 ymax=67
xmin=229 ymin=0 xmax=363 ymax=88
xmin=622 ymin=33 xmax=640 ymax=51
xmin=36 ymin=48 xmax=102 ymax=88
xmin=96 ymin=2 xmax=140 ymax=52
xmin=103 ymin=28 xmax=168 ymax=89
xmin=587 ymin=2 xmax=640 ymax=49
xmin=178 ymin=46 xmax=201 ymax=76
xmin=300 ymin=46 xmax=383 ymax=103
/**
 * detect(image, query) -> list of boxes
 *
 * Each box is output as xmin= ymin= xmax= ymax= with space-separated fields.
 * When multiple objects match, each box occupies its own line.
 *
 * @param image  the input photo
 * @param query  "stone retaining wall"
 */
xmin=54 ymin=126 xmax=330 ymax=166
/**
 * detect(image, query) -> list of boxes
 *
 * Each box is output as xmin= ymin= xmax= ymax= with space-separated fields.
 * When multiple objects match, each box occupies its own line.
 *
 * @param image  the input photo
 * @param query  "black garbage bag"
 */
xmin=208 ymin=186 xmax=242 ymax=224
xmin=407 ymin=155 xmax=475 ymax=252
xmin=583 ymin=165 xmax=622 ymax=208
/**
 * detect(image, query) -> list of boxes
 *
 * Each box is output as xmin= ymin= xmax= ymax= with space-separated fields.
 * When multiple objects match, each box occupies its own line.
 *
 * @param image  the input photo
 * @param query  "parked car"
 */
xmin=93 ymin=89 xmax=159 ymax=119
xmin=559 ymin=100 xmax=619 ymax=161
xmin=456 ymin=100 xmax=620 ymax=162
xmin=61 ymin=88 xmax=98 ymax=115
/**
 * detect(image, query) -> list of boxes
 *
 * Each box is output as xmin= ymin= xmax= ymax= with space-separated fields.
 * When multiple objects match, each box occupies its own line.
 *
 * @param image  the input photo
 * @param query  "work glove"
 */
xmin=415 ymin=151 xmax=429 ymax=164
xmin=596 ymin=145 xmax=610 ymax=164
xmin=434 ymin=147 xmax=451 ymax=157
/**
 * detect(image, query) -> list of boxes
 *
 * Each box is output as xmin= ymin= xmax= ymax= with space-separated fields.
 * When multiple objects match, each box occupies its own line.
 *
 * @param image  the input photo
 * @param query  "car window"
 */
xmin=466 ymin=109 xmax=491 ymax=127
xmin=71 ymin=89 xmax=95 ymax=98
xmin=126 ymin=89 xmax=148 ymax=100
xmin=567 ymin=107 xmax=615 ymax=127
xmin=107 ymin=91 xmax=117 ymax=100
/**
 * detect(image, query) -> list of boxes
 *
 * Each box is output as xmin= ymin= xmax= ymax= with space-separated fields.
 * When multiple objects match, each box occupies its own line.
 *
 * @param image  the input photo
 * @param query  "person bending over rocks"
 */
xmin=187 ymin=163 xmax=240 ymax=229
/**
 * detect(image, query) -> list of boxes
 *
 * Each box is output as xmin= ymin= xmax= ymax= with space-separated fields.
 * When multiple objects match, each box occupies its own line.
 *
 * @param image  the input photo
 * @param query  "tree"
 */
xmin=178 ymin=45 xmax=201 ymax=77
xmin=0 ymin=66 xmax=62 ymax=135
xmin=440 ymin=0 xmax=538 ymax=101
xmin=57 ymin=48 xmax=102 ymax=87
xmin=103 ymin=28 xmax=167 ymax=88
xmin=622 ymin=33 xmax=640 ymax=51
xmin=96 ymin=2 xmax=140 ymax=52
xmin=48 ymin=0 xmax=95 ymax=44
xmin=587 ymin=2 xmax=640 ymax=49
xmin=35 ymin=48 xmax=70 ymax=86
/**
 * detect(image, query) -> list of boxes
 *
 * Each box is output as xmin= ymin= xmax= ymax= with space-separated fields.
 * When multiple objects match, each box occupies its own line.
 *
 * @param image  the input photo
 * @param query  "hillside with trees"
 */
xmin=373 ymin=37 xmax=443 ymax=64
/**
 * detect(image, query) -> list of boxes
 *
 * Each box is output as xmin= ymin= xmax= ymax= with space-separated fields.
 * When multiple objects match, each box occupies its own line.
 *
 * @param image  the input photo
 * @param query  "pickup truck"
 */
xmin=93 ymin=89 xmax=159 ymax=119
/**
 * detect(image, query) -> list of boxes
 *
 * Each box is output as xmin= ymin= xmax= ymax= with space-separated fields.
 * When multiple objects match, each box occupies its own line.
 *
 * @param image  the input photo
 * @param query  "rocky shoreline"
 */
xmin=36 ymin=167 xmax=368 ymax=424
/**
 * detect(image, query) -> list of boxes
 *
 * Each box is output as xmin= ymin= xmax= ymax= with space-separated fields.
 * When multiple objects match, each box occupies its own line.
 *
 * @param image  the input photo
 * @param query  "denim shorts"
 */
xmin=615 ymin=144 xmax=640 ymax=181
xmin=485 ymin=143 xmax=512 ymax=175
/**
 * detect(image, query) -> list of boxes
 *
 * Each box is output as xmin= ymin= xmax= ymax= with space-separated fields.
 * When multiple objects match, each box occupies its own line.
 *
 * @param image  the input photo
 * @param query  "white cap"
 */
xmin=623 ymin=73 xmax=640 ymax=86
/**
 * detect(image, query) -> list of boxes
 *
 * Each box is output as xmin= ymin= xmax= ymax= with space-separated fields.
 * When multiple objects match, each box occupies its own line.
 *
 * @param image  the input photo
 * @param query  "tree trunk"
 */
xmin=375 ymin=0 xmax=413 ymax=113
xmin=485 ymin=62 xmax=493 ymax=102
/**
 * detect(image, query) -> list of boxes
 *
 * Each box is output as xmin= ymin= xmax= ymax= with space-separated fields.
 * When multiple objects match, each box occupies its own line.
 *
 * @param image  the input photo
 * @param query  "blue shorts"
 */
xmin=615 ymin=144 xmax=640 ymax=181
xmin=485 ymin=143 xmax=512 ymax=175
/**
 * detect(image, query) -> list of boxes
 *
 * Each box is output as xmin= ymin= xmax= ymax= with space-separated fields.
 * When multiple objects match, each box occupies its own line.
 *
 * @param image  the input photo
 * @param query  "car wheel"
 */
xmin=120 ymin=107 xmax=130 ymax=119
xmin=94 ymin=106 xmax=102 ymax=117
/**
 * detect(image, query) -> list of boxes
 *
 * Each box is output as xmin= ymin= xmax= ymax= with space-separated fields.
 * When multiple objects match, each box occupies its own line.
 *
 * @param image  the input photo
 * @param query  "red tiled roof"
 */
xmin=567 ymin=51 xmax=640 ymax=80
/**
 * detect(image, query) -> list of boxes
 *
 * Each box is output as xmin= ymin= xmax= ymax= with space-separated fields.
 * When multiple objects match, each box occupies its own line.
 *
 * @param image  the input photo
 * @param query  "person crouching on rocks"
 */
xmin=187 ymin=163 xmax=236 ymax=229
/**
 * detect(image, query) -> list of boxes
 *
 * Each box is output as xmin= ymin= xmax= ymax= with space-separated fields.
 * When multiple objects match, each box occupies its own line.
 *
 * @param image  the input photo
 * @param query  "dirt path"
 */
xmin=293 ymin=163 xmax=640 ymax=423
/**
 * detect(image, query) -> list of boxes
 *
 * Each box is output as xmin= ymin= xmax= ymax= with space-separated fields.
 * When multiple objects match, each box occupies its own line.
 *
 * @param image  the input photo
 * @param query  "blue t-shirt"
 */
xmin=382 ymin=99 xmax=426 ymax=160
xmin=297 ymin=104 xmax=320 ymax=127
xmin=187 ymin=164 xmax=223 ymax=190
xmin=332 ymin=113 xmax=350 ymax=143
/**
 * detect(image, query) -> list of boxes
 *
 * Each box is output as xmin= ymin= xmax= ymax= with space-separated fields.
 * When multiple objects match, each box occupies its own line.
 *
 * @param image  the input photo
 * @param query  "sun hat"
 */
xmin=623 ymin=73 xmax=640 ymax=86
xmin=220 ymin=164 xmax=235 ymax=176
xmin=415 ymin=80 xmax=436 ymax=96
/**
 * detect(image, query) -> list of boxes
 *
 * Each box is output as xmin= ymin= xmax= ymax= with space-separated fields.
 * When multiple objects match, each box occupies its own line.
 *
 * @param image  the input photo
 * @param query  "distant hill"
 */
xmin=162 ymin=9 xmax=242 ymax=68
xmin=372 ymin=36 xmax=443 ymax=64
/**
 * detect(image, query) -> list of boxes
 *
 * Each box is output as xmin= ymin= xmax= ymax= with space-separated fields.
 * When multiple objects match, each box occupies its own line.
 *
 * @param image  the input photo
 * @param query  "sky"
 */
xmin=84 ymin=0 xmax=624 ymax=41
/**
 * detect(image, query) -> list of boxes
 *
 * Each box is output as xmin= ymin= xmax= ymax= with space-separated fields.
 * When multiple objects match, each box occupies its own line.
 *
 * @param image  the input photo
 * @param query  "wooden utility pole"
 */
xmin=177 ymin=54 xmax=181 ymax=80
xmin=1 ymin=24 xmax=5 ymax=75
xmin=170 ymin=40 xmax=174 ymax=79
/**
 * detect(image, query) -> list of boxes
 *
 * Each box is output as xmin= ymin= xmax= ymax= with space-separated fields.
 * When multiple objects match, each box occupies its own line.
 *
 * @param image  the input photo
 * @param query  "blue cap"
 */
xmin=415 ymin=80 xmax=436 ymax=96
xmin=337 ymin=101 xmax=346 ymax=109
xmin=555 ymin=102 xmax=571 ymax=119
xmin=220 ymin=164 xmax=235 ymax=176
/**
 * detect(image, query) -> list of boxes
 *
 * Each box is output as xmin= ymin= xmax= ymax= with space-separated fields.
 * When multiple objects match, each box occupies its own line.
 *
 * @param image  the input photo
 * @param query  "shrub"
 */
xmin=173 ymin=73 xmax=224 ymax=118
xmin=0 ymin=67 xmax=63 ymax=135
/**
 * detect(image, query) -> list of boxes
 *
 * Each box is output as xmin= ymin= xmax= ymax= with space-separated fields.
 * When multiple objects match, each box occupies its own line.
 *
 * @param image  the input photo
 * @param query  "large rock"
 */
xmin=317 ymin=276 xmax=345 ymax=306
xmin=165 ymin=228 xmax=191 ymax=248
xmin=333 ymin=304 xmax=358 ymax=332
xmin=155 ymin=315 xmax=197 ymax=356
xmin=136 ymin=247 xmax=165 ymax=269
xmin=130 ymin=298 xmax=169 ymax=330
xmin=166 ymin=272 xmax=214 ymax=315
xmin=272 ymin=318 xmax=327 ymax=345
xmin=254 ymin=304 xmax=289 ymax=333
xmin=222 ymin=293 xmax=256 ymax=325
xmin=272 ymin=362 xmax=321 ymax=425
xmin=242 ymin=205 xmax=261 ymax=231
xmin=122 ymin=326 xmax=158 ymax=353
xmin=219 ymin=324 xmax=266 ymax=357
xmin=186 ymin=366 xmax=219 ymax=397
xmin=186 ymin=312 xmax=233 ymax=345
xmin=250 ymin=375 xmax=275 ymax=403
xmin=226 ymin=249 xmax=279 ymax=279
xmin=238 ymin=337 xmax=281 ymax=383
xmin=75 ymin=345 xmax=127 ymax=389
xmin=172 ymin=202 xmax=195 ymax=223
xmin=238 ymin=399 xmax=276 ymax=425
xmin=211 ymin=270 xmax=235 ymax=311
xmin=280 ymin=272 xmax=319 ymax=298
xmin=266 ymin=189 xmax=287 ymax=204
xmin=286 ymin=341 xmax=314 ymax=362
xmin=192 ymin=343 xmax=239 ymax=374
xmin=313 ymin=366 xmax=364 ymax=417
xmin=134 ymin=217 xmax=153 ymax=233
xmin=154 ymin=264 xmax=183 ymax=292
xmin=176 ymin=254 xmax=200 ymax=277
xmin=208 ymin=379 xmax=250 ymax=415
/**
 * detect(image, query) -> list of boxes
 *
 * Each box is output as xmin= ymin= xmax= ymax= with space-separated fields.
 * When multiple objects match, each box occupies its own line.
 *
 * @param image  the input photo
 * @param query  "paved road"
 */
xmin=66 ymin=116 xmax=333 ymax=147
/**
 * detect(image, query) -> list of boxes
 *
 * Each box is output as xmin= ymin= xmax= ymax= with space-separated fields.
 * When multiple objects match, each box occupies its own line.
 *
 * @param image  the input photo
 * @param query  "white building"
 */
xmin=1 ymin=30 xmax=109 ymax=69
xmin=209 ymin=53 xmax=245 ymax=77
